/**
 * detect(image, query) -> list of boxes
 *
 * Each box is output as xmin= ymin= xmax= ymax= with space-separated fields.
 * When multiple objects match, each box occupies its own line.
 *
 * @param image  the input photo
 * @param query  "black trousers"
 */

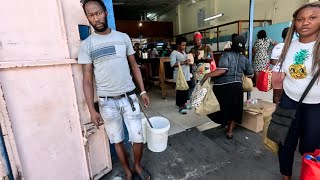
xmin=278 ymin=93 xmax=320 ymax=176
xmin=176 ymin=81 xmax=191 ymax=107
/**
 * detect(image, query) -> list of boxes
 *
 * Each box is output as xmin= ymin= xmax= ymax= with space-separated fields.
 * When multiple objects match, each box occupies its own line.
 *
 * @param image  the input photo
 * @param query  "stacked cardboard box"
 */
xmin=240 ymin=100 xmax=276 ymax=133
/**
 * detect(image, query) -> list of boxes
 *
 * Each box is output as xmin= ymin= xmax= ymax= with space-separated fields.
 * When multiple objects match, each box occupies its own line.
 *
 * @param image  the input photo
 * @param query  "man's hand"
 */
xmin=141 ymin=93 xmax=150 ymax=107
xmin=90 ymin=111 xmax=104 ymax=129
xmin=185 ymin=59 xmax=191 ymax=64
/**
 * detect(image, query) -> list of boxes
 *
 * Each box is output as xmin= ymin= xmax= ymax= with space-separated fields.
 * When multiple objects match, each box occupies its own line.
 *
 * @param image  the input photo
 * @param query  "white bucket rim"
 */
xmin=145 ymin=116 xmax=170 ymax=132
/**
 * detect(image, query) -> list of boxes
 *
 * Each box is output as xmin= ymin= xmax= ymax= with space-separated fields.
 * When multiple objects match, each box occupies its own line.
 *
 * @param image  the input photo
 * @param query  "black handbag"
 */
xmin=267 ymin=69 xmax=320 ymax=144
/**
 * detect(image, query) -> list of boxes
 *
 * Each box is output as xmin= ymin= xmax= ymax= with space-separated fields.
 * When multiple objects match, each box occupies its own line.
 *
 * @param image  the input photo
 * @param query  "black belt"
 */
xmin=99 ymin=90 xmax=136 ymax=111
xmin=99 ymin=90 xmax=135 ymax=100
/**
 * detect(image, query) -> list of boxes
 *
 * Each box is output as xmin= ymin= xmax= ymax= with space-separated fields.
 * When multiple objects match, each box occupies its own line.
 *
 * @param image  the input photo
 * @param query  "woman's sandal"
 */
xmin=183 ymin=105 xmax=192 ymax=110
xmin=179 ymin=109 xmax=187 ymax=115
xmin=135 ymin=168 xmax=151 ymax=180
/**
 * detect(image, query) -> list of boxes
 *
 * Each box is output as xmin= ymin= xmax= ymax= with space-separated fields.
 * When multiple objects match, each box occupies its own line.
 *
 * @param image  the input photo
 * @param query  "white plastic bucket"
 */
xmin=146 ymin=116 xmax=170 ymax=152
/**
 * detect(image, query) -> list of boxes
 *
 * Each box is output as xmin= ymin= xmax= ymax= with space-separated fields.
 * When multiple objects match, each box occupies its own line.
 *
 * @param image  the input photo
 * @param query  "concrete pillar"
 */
xmin=248 ymin=0 xmax=255 ymax=100
xmin=177 ymin=5 xmax=182 ymax=35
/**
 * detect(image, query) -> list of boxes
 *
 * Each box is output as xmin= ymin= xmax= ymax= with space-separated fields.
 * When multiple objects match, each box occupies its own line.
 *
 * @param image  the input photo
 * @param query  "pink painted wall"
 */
xmin=0 ymin=0 xmax=69 ymax=61
xmin=0 ymin=65 xmax=89 ymax=180
xmin=60 ymin=0 xmax=113 ymax=176
xmin=0 ymin=0 xmax=111 ymax=179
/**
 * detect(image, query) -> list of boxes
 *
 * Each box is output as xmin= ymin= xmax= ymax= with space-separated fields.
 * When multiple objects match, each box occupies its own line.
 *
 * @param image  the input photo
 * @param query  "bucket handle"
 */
xmin=139 ymin=103 xmax=153 ymax=128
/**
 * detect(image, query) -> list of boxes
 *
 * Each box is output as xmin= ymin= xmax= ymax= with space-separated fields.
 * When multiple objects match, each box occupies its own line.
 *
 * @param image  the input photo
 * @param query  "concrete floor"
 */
xmin=101 ymin=86 xmax=302 ymax=180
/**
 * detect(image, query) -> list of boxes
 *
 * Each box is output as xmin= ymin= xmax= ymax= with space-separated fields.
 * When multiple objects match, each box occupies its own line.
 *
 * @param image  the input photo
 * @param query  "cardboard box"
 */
xmin=240 ymin=100 xmax=276 ymax=133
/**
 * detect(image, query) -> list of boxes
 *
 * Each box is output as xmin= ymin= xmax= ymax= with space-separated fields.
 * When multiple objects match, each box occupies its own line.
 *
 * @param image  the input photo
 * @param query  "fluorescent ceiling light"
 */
xmin=147 ymin=13 xmax=155 ymax=18
xmin=204 ymin=13 xmax=224 ymax=21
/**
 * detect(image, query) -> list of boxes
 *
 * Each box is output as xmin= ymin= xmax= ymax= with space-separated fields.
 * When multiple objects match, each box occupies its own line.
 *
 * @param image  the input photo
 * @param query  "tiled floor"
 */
xmin=143 ymin=86 xmax=273 ymax=136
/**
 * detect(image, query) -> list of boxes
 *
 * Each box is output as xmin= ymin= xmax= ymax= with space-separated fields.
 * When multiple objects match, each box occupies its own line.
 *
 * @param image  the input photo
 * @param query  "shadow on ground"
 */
xmin=102 ymin=126 xmax=301 ymax=180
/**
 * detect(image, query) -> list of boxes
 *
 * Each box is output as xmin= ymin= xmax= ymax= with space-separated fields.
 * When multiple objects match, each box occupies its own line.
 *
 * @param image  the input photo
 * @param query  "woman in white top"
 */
xmin=275 ymin=2 xmax=320 ymax=180
xmin=170 ymin=36 xmax=192 ymax=114
xmin=147 ymin=44 xmax=159 ymax=58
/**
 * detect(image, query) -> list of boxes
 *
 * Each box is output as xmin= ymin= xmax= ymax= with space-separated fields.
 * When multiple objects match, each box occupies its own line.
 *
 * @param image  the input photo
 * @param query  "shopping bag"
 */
xmin=300 ymin=149 xmax=320 ymax=180
xmin=262 ymin=114 xmax=278 ymax=154
xmin=210 ymin=60 xmax=217 ymax=71
xmin=242 ymin=74 xmax=253 ymax=92
xmin=176 ymin=63 xmax=189 ymax=91
xmin=190 ymin=82 xmax=207 ymax=108
xmin=257 ymin=65 xmax=272 ymax=92
xmin=187 ymin=53 xmax=194 ymax=64
xmin=196 ymin=79 xmax=220 ymax=115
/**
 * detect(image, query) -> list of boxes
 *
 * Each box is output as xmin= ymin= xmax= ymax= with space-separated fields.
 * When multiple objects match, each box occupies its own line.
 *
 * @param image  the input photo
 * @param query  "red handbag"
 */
xmin=300 ymin=149 xmax=320 ymax=180
xmin=210 ymin=60 xmax=217 ymax=71
xmin=256 ymin=64 xmax=272 ymax=92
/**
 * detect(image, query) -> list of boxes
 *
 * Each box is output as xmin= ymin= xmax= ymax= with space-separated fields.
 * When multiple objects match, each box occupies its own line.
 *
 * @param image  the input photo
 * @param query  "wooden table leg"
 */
xmin=148 ymin=62 xmax=152 ymax=79
xmin=159 ymin=60 xmax=166 ymax=99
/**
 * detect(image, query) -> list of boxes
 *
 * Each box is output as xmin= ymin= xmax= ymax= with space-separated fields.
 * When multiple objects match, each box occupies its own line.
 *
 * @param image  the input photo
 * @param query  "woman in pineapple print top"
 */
xmin=274 ymin=2 xmax=320 ymax=180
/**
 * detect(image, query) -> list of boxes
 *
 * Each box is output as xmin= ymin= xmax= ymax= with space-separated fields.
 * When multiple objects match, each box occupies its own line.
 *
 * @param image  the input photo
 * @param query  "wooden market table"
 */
xmin=158 ymin=57 xmax=173 ymax=99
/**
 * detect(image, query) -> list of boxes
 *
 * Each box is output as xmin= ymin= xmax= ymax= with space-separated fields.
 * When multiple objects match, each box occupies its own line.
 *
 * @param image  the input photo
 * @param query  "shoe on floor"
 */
xmin=179 ymin=108 xmax=187 ymax=115
xmin=182 ymin=104 xmax=192 ymax=110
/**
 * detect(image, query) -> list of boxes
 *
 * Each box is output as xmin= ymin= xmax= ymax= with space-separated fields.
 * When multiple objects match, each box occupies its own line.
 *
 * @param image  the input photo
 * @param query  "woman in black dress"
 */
xmin=203 ymin=35 xmax=254 ymax=139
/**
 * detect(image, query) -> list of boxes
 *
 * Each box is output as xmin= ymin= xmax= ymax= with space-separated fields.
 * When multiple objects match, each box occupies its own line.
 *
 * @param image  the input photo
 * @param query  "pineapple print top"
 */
xmin=282 ymin=39 xmax=320 ymax=104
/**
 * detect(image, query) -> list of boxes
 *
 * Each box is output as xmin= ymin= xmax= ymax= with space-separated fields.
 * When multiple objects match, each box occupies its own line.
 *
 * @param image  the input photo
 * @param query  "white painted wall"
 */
xmin=157 ymin=8 xmax=179 ymax=36
xmin=178 ymin=0 xmax=213 ymax=34
xmin=215 ymin=0 xmax=308 ymax=26
xmin=158 ymin=0 xmax=309 ymax=35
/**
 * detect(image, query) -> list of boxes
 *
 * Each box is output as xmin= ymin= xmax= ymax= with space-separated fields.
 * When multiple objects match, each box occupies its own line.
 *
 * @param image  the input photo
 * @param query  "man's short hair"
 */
xmin=82 ymin=0 xmax=107 ymax=14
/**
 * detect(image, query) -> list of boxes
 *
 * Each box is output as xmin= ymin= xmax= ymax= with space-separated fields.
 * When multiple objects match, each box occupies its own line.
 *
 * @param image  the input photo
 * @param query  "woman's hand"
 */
xmin=202 ymin=74 xmax=210 ymax=84
xmin=246 ymin=74 xmax=254 ymax=78
xmin=181 ymin=59 xmax=190 ymax=65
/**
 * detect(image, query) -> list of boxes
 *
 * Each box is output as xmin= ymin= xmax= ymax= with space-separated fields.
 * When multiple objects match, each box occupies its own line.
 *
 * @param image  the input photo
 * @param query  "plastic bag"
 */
xmin=195 ymin=79 xmax=220 ymax=115
xmin=176 ymin=63 xmax=189 ymax=91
